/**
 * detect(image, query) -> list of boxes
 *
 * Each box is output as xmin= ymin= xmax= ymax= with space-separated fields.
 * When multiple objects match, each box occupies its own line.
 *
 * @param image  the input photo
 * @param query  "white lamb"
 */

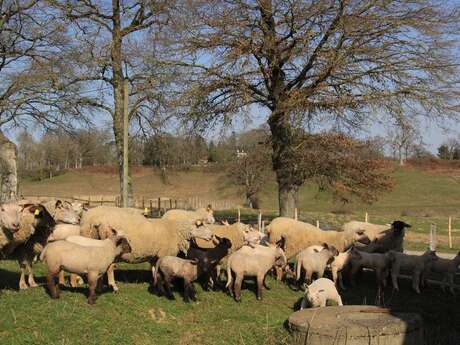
xmin=295 ymin=244 xmax=339 ymax=284
xmin=300 ymin=278 xmax=343 ymax=309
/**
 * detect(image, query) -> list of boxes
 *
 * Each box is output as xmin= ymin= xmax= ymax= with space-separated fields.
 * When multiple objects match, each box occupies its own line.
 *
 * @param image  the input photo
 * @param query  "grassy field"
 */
xmin=0 ymin=260 xmax=459 ymax=345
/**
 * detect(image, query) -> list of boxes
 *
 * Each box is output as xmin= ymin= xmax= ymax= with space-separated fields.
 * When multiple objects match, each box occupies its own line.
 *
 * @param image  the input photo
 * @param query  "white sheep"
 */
xmin=426 ymin=251 xmax=460 ymax=294
xmin=266 ymin=217 xmax=370 ymax=260
xmin=47 ymin=224 xmax=81 ymax=242
xmin=40 ymin=230 xmax=131 ymax=304
xmin=0 ymin=203 xmax=24 ymax=254
xmin=162 ymin=205 xmax=215 ymax=224
xmin=330 ymin=247 xmax=353 ymax=290
xmin=226 ymin=244 xmax=287 ymax=302
xmin=390 ymin=250 xmax=438 ymax=294
xmin=300 ymin=278 xmax=343 ymax=309
xmin=295 ymin=244 xmax=339 ymax=284
xmin=80 ymin=206 xmax=213 ymax=292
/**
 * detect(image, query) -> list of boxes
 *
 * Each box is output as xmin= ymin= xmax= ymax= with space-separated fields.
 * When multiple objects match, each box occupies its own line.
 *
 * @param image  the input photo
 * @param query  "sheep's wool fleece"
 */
xmin=0 ymin=209 xmax=36 ymax=256
xmin=193 ymin=222 xmax=246 ymax=253
xmin=162 ymin=208 xmax=209 ymax=224
xmin=342 ymin=221 xmax=388 ymax=241
xmin=267 ymin=217 xmax=354 ymax=259
xmin=80 ymin=206 xmax=194 ymax=262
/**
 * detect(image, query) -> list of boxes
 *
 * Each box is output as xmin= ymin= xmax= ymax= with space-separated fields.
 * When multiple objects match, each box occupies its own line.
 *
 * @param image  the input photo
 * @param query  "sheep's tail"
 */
xmin=39 ymin=245 xmax=48 ymax=262
xmin=152 ymin=259 xmax=160 ymax=287
xmin=295 ymin=257 xmax=301 ymax=281
xmin=225 ymin=259 xmax=232 ymax=289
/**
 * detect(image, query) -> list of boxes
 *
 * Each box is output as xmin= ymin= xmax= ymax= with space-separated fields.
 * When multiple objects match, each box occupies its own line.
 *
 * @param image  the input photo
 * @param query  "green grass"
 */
xmin=0 ymin=260 xmax=459 ymax=344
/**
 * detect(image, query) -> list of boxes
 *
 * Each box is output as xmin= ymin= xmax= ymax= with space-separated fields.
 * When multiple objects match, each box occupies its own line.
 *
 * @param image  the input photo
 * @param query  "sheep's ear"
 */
xmin=313 ymin=248 xmax=319 ymax=253
xmin=275 ymin=237 xmax=285 ymax=249
xmin=110 ymin=227 xmax=118 ymax=236
xmin=29 ymin=205 xmax=43 ymax=217
xmin=55 ymin=200 xmax=63 ymax=209
xmin=322 ymin=243 xmax=329 ymax=249
xmin=206 ymin=204 xmax=213 ymax=211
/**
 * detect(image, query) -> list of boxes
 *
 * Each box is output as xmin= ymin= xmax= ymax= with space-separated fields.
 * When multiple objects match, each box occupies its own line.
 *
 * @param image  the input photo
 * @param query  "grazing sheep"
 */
xmin=266 ymin=217 xmax=370 ymax=260
xmin=40 ymin=230 xmax=132 ymax=304
xmin=80 ymin=206 xmax=213 ymax=292
xmin=226 ymin=244 xmax=287 ymax=302
xmin=343 ymin=220 xmax=411 ymax=253
xmin=153 ymin=256 xmax=200 ymax=302
xmin=162 ymin=205 xmax=215 ymax=224
xmin=390 ymin=250 xmax=438 ymax=294
xmin=295 ymin=244 xmax=339 ymax=284
xmin=186 ymin=236 xmax=232 ymax=290
xmin=349 ymin=248 xmax=395 ymax=288
xmin=426 ymin=251 xmax=460 ymax=294
xmin=300 ymin=278 xmax=343 ymax=309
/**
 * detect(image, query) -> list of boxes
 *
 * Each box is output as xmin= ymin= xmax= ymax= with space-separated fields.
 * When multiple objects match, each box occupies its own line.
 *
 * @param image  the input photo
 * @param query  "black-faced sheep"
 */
xmin=349 ymin=248 xmax=395 ymax=288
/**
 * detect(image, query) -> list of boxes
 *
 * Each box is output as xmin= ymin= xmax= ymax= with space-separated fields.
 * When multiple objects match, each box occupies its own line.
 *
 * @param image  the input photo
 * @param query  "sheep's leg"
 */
xmin=300 ymin=297 xmax=308 ymax=310
xmin=163 ymin=274 xmax=175 ymax=300
xmin=305 ymin=270 xmax=312 ymax=285
xmin=70 ymin=274 xmax=80 ymax=288
xmin=263 ymin=274 xmax=271 ymax=290
xmin=19 ymin=261 xmax=28 ymax=290
xmin=210 ymin=269 xmax=221 ymax=291
xmin=26 ymin=260 xmax=38 ymax=288
xmin=87 ymin=272 xmax=99 ymax=305
xmin=107 ymin=264 xmax=119 ymax=293
xmin=47 ymin=271 xmax=60 ymax=299
xmin=335 ymin=293 xmax=343 ymax=306
xmin=391 ymin=268 xmax=400 ymax=292
xmin=316 ymin=269 xmax=324 ymax=279
xmin=58 ymin=270 xmax=66 ymax=286
xmin=234 ymin=274 xmax=243 ymax=302
xmin=412 ymin=271 xmax=421 ymax=294
xmin=275 ymin=266 xmax=283 ymax=281
xmin=447 ymin=274 xmax=455 ymax=295
xmin=256 ymin=274 xmax=263 ymax=300
xmin=349 ymin=264 xmax=361 ymax=287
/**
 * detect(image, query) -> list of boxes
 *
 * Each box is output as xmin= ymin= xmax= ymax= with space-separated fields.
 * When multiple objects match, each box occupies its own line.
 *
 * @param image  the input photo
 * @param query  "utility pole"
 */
xmin=123 ymin=79 xmax=129 ymax=208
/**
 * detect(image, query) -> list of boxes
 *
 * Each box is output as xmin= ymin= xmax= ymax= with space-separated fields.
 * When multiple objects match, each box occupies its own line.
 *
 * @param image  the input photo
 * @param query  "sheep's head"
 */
xmin=110 ymin=228 xmax=132 ymax=254
xmin=53 ymin=200 xmax=80 ymax=225
xmin=0 ymin=203 xmax=22 ymax=232
xmin=422 ymin=249 xmax=438 ymax=262
xmin=353 ymin=230 xmax=370 ymax=245
xmin=391 ymin=220 xmax=411 ymax=236
xmin=27 ymin=204 xmax=55 ymax=233
xmin=303 ymin=287 xmax=321 ymax=308
xmin=190 ymin=225 xmax=213 ymax=241
xmin=214 ymin=236 xmax=232 ymax=250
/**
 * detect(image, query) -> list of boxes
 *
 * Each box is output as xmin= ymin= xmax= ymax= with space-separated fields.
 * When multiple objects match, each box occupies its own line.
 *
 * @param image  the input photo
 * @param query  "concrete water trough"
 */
xmin=288 ymin=305 xmax=423 ymax=345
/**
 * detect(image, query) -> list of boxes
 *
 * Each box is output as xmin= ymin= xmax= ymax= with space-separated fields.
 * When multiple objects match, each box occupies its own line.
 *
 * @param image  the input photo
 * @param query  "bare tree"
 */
xmin=173 ymin=0 xmax=459 ymax=216
xmin=387 ymin=119 xmax=420 ymax=166
xmin=47 ymin=0 xmax=173 ymax=206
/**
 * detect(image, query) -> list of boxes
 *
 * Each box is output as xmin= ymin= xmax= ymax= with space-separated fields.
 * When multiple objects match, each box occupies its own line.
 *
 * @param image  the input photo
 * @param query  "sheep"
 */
xmin=266 ymin=217 xmax=370 ymax=260
xmin=300 ymin=278 xmax=343 ymax=309
xmin=348 ymin=248 xmax=396 ymax=288
xmin=243 ymin=228 xmax=268 ymax=246
xmin=425 ymin=251 xmax=460 ymax=294
xmin=226 ymin=244 xmax=287 ymax=302
xmin=40 ymin=230 xmax=132 ymax=304
xmin=295 ymin=244 xmax=339 ymax=285
xmin=162 ymin=204 xmax=215 ymax=224
xmin=342 ymin=220 xmax=411 ymax=253
xmin=47 ymin=224 xmax=81 ymax=242
xmin=330 ymin=247 xmax=353 ymax=290
xmin=40 ymin=199 xmax=81 ymax=225
xmin=390 ymin=250 xmax=438 ymax=294
xmin=0 ymin=203 xmax=24 ymax=254
xmin=79 ymin=206 xmax=213 ymax=292
xmin=153 ymin=256 xmax=200 ymax=302
xmin=186 ymin=236 xmax=233 ymax=290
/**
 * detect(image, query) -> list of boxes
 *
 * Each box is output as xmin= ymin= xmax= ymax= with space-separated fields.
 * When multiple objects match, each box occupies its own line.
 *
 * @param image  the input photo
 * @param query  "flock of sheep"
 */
xmin=1 ymin=200 xmax=459 ymax=308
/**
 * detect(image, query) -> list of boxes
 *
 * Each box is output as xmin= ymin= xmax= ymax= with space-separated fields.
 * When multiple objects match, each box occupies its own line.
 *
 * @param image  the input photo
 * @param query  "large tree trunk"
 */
xmin=268 ymin=109 xmax=302 ymax=217
xmin=0 ymin=131 xmax=18 ymax=202
xmin=111 ymin=0 xmax=133 ymax=206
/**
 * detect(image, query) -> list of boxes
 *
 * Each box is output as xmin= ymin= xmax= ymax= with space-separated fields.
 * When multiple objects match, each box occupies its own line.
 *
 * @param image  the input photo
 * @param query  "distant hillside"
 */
xmin=19 ymin=164 xmax=460 ymax=216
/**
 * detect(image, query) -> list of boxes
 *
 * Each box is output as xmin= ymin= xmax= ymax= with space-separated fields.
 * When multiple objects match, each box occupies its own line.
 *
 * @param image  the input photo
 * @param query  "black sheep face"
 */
xmin=391 ymin=221 xmax=411 ymax=235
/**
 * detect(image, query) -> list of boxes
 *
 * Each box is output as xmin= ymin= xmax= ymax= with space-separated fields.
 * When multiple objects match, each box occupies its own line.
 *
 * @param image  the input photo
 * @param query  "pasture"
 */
xmin=0 ymin=260 xmax=459 ymax=345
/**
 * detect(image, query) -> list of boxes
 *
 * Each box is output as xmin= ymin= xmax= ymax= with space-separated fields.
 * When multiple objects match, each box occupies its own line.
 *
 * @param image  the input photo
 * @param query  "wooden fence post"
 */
xmin=170 ymin=199 xmax=173 ymax=210
xmin=258 ymin=212 xmax=262 ymax=231
xmin=262 ymin=220 xmax=265 ymax=233
xmin=294 ymin=208 xmax=298 ymax=221
xmin=365 ymin=212 xmax=368 ymax=223
xmin=142 ymin=197 xmax=145 ymax=209
xmin=316 ymin=220 xmax=320 ymax=229
xmin=158 ymin=197 xmax=161 ymax=211
xmin=237 ymin=207 xmax=241 ymax=223
xmin=149 ymin=200 xmax=153 ymax=217
xmin=430 ymin=223 xmax=437 ymax=251
xmin=100 ymin=196 xmax=103 ymax=206
xmin=448 ymin=217 xmax=453 ymax=249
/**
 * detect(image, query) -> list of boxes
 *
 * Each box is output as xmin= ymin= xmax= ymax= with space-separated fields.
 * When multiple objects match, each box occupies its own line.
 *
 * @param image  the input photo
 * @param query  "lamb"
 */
xmin=266 ymin=217 xmax=370 ymax=260
xmin=226 ymin=244 xmax=287 ymax=302
xmin=425 ymin=251 xmax=460 ymax=294
xmin=186 ymin=236 xmax=232 ymax=290
xmin=79 ymin=206 xmax=213 ymax=292
xmin=162 ymin=205 xmax=215 ymax=224
xmin=40 ymin=230 xmax=131 ymax=304
xmin=330 ymin=248 xmax=353 ymax=290
xmin=342 ymin=220 xmax=411 ymax=253
xmin=300 ymin=278 xmax=343 ymax=309
xmin=349 ymin=248 xmax=396 ymax=288
xmin=295 ymin=244 xmax=339 ymax=284
xmin=390 ymin=250 xmax=438 ymax=294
